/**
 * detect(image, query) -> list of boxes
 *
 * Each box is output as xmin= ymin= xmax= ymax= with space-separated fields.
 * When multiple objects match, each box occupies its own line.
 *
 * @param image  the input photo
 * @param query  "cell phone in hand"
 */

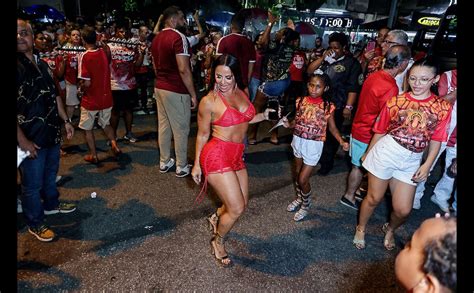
xmin=366 ymin=41 xmax=376 ymax=52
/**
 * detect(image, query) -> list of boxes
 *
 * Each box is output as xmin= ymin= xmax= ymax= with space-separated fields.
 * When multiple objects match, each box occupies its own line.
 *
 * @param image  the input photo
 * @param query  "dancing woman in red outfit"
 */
xmin=191 ymin=54 xmax=273 ymax=267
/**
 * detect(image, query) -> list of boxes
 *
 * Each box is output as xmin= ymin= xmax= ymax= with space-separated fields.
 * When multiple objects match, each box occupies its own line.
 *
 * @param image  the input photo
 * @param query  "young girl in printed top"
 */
xmin=353 ymin=56 xmax=452 ymax=250
xmin=282 ymin=72 xmax=349 ymax=221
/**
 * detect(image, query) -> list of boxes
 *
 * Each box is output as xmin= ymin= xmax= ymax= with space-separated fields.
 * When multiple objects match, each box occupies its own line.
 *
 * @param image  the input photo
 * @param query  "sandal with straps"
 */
xmin=210 ymin=233 xmax=232 ymax=267
xmin=381 ymin=223 xmax=396 ymax=251
xmin=207 ymin=212 xmax=219 ymax=235
xmin=353 ymin=225 xmax=366 ymax=250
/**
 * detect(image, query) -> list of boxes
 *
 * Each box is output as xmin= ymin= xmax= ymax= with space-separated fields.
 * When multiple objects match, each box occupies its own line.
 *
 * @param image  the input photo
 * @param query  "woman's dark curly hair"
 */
xmin=423 ymin=218 xmax=457 ymax=292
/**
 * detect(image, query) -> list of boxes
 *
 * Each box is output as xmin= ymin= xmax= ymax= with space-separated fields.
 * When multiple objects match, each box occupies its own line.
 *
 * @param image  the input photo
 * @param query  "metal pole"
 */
xmin=77 ymin=0 xmax=82 ymax=16
xmin=388 ymin=0 xmax=398 ymax=28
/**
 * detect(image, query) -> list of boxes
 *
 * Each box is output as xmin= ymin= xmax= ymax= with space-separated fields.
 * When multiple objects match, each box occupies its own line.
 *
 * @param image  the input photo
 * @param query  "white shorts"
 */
xmin=362 ymin=135 xmax=423 ymax=186
xmin=78 ymin=107 xmax=112 ymax=131
xmin=291 ymin=135 xmax=324 ymax=166
xmin=66 ymin=81 xmax=80 ymax=106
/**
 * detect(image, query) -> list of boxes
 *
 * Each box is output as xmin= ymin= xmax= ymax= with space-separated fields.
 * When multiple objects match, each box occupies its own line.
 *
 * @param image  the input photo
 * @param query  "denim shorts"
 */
xmin=349 ymin=136 xmax=368 ymax=167
xmin=259 ymin=78 xmax=291 ymax=97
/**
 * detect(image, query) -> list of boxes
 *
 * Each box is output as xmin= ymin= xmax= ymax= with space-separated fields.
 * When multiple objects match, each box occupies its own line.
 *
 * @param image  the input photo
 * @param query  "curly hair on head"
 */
xmin=423 ymin=220 xmax=457 ymax=292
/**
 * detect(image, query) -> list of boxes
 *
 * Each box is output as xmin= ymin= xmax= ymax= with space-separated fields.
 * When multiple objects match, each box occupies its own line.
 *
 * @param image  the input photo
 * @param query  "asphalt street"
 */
xmin=17 ymin=110 xmax=447 ymax=292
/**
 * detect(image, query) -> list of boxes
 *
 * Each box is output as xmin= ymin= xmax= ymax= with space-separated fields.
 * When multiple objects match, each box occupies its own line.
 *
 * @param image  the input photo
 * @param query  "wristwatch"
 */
xmin=344 ymin=105 xmax=353 ymax=111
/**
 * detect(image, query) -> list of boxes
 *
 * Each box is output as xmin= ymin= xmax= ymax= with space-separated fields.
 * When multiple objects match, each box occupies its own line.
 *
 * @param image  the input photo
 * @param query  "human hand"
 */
xmin=65 ymin=123 xmax=75 ymax=140
xmin=363 ymin=49 xmax=375 ymax=61
xmin=287 ymin=18 xmax=295 ymax=30
xmin=361 ymin=152 xmax=367 ymax=163
xmin=343 ymin=108 xmax=352 ymax=120
xmin=263 ymin=108 xmax=276 ymax=120
xmin=412 ymin=164 xmax=430 ymax=183
xmin=282 ymin=116 xmax=290 ymax=128
xmin=191 ymin=96 xmax=198 ymax=110
xmin=267 ymin=11 xmax=279 ymax=24
xmin=191 ymin=165 xmax=202 ymax=184
xmin=443 ymin=88 xmax=457 ymax=104
xmin=18 ymin=139 xmax=40 ymax=159
xmin=341 ymin=141 xmax=350 ymax=151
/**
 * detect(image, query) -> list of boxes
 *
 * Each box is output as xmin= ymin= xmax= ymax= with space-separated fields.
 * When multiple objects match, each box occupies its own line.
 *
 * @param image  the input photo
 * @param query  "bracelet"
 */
xmin=64 ymin=118 xmax=72 ymax=124
xmin=344 ymin=105 xmax=353 ymax=111
xmin=268 ymin=22 xmax=273 ymax=27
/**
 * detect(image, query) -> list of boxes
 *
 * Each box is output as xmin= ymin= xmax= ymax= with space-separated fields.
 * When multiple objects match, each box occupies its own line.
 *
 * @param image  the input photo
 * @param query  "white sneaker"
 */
xmin=430 ymin=195 xmax=450 ymax=213
xmin=294 ymin=205 xmax=311 ymax=221
xmin=175 ymin=164 xmax=192 ymax=178
xmin=159 ymin=158 xmax=175 ymax=173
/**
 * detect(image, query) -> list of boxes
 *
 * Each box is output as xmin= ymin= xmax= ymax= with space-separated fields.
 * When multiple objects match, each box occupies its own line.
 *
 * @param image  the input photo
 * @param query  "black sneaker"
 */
xmin=44 ymin=202 xmax=77 ymax=215
xmin=28 ymin=224 xmax=55 ymax=242
xmin=159 ymin=158 xmax=175 ymax=173
xmin=339 ymin=196 xmax=360 ymax=210
xmin=355 ymin=189 xmax=367 ymax=201
xmin=175 ymin=164 xmax=192 ymax=178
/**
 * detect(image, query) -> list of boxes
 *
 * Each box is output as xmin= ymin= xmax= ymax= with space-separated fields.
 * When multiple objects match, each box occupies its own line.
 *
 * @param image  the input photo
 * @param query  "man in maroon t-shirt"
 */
xmin=339 ymin=45 xmax=411 ymax=210
xmin=216 ymin=13 xmax=256 ymax=92
xmin=151 ymin=5 xmax=198 ymax=178
xmin=78 ymin=27 xmax=121 ymax=164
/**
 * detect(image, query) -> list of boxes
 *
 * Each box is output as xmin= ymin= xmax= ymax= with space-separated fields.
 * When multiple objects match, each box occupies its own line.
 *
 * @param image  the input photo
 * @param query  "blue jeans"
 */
xmin=19 ymin=144 xmax=60 ymax=227
xmin=260 ymin=78 xmax=291 ymax=97
xmin=248 ymin=77 xmax=261 ymax=102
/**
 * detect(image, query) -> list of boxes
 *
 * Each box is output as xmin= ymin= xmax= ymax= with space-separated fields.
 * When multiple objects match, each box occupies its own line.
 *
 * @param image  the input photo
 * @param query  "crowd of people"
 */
xmin=17 ymin=5 xmax=457 ymax=289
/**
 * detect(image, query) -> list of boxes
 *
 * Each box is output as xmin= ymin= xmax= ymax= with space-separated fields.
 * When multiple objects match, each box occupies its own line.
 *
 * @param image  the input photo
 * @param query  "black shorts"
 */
xmin=112 ymin=89 xmax=137 ymax=111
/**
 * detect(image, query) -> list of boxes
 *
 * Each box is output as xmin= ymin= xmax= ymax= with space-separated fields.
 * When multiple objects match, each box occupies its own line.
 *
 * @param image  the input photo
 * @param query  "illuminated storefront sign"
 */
xmin=303 ymin=16 xmax=354 ymax=28
xmin=412 ymin=12 xmax=441 ymax=29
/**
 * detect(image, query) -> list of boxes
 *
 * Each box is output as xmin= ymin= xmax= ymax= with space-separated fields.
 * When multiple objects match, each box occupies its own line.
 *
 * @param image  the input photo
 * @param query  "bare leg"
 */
xmin=354 ymin=173 xmax=389 ymax=248
xmin=343 ymin=166 xmax=364 ymax=204
xmin=66 ymin=105 xmax=76 ymax=122
xmin=84 ymin=130 xmax=97 ymax=158
xmin=110 ymin=109 xmax=120 ymax=137
xmin=207 ymin=171 xmax=247 ymax=265
xmin=297 ymin=164 xmax=314 ymax=194
xmin=383 ymin=178 xmax=416 ymax=250
xmin=124 ymin=109 xmax=133 ymax=134
xmin=103 ymin=125 xmax=121 ymax=155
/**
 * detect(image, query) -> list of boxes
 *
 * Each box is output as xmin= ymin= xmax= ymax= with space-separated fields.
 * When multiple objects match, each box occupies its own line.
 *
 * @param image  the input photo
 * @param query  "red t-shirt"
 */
xmin=438 ymin=69 xmax=457 ymax=97
xmin=64 ymin=48 xmax=81 ymax=84
xmin=351 ymin=70 xmax=399 ymax=143
xmin=108 ymin=39 xmax=138 ymax=90
xmin=251 ymin=49 xmax=264 ymax=80
xmin=289 ymin=51 xmax=306 ymax=82
xmin=293 ymin=96 xmax=335 ymax=141
xmin=216 ymin=33 xmax=256 ymax=87
xmin=77 ymin=48 xmax=113 ymax=110
xmin=151 ymin=28 xmax=190 ymax=94
xmin=373 ymin=93 xmax=452 ymax=153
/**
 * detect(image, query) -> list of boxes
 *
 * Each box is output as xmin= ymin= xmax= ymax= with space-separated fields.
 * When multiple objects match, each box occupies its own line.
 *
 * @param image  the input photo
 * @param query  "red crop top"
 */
xmin=212 ymin=91 xmax=256 ymax=127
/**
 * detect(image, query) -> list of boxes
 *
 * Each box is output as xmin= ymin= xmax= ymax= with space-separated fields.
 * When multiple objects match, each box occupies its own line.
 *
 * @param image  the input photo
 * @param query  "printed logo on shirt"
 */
xmin=333 ymin=64 xmax=346 ymax=73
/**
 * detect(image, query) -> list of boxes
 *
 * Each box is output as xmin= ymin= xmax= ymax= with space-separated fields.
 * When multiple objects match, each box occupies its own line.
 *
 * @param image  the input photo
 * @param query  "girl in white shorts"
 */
xmin=353 ymin=57 xmax=452 ymax=250
xmin=283 ymin=73 xmax=349 ymax=221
